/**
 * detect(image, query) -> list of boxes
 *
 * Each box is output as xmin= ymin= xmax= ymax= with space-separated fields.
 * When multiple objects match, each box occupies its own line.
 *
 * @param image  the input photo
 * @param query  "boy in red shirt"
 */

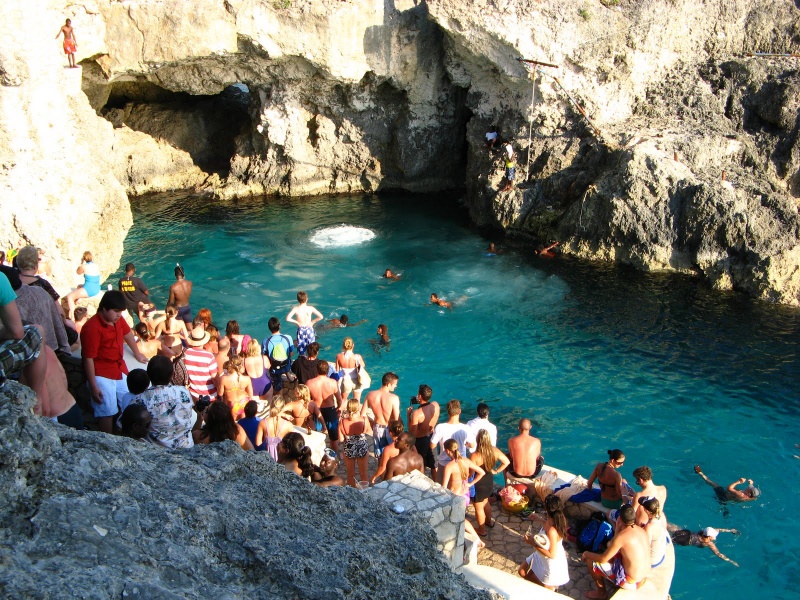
xmin=81 ymin=291 xmax=147 ymax=433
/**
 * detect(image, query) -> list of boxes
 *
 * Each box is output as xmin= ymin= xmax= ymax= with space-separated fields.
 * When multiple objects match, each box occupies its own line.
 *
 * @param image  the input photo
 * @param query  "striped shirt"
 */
xmin=184 ymin=347 xmax=218 ymax=400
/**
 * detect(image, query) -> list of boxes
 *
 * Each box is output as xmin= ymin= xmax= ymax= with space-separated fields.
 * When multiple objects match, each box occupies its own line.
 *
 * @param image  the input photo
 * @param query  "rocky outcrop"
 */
xmin=1 ymin=0 xmax=799 ymax=303
xmin=432 ymin=0 xmax=800 ymax=304
xmin=0 ymin=381 xmax=490 ymax=599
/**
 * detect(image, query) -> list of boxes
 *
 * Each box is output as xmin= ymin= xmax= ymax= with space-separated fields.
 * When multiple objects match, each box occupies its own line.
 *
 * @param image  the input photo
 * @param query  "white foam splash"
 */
xmin=310 ymin=225 xmax=376 ymax=248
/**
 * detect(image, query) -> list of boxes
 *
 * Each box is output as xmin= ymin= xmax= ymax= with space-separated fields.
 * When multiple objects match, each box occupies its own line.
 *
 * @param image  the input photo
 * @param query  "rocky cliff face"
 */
xmin=0 ymin=381 xmax=490 ymax=599
xmin=1 ymin=0 xmax=798 ymax=303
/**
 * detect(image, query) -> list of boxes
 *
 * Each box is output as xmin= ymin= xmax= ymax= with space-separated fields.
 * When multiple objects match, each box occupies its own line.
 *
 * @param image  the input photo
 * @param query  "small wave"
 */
xmin=310 ymin=225 xmax=376 ymax=248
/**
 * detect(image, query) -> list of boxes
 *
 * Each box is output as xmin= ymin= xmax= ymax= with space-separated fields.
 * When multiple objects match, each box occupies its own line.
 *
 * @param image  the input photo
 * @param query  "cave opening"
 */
xmin=87 ymin=74 xmax=251 ymax=177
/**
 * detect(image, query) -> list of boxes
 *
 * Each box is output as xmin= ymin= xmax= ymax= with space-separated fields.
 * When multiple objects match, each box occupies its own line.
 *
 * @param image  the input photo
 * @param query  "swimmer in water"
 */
xmin=318 ymin=314 xmax=367 ymax=333
xmin=383 ymin=268 xmax=401 ymax=280
xmin=430 ymin=293 xmax=453 ymax=311
xmin=694 ymin=465 xmax=760 ymax=503
xmin=370 ymin=324 xmax=391 ymax=352
xmin=536 ymin=241 xmax=560 ymax=258
xmin=486 ymin=242 xmax=503 ymax=255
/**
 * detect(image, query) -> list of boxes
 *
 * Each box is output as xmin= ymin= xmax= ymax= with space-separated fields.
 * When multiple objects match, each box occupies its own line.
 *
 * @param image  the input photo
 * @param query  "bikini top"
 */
xmin=598 ymin=463 xmax=617 ymax=490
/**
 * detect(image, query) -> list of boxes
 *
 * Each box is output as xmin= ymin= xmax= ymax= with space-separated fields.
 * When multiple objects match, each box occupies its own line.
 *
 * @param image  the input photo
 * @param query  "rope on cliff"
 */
xmin=516 ymin=58 xmax=559 ymax=180
xmin=744 ymin=52 xmax=800 ymax=58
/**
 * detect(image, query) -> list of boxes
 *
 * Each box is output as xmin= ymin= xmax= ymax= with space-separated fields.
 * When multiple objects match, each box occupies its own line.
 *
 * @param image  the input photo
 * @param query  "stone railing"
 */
xmin=365 ymin=471 xmax=466 ymax=568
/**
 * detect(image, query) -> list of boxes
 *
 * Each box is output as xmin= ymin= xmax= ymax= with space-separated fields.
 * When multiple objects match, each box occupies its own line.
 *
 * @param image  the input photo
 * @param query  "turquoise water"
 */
xmin=110 ymin=192 xmax=799 ymax=600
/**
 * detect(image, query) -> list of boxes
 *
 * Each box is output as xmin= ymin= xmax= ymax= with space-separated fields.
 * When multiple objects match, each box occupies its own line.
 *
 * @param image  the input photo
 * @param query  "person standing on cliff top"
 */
xmin=56 ymin=19 xmax=78 ymax=68
xmin=168 ymin=264 xmax=193 ymax=324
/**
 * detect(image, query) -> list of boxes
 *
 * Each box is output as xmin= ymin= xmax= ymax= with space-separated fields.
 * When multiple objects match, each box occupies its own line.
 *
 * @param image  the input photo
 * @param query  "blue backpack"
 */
xmin=577 ymin=513 xmax=614 ymax=553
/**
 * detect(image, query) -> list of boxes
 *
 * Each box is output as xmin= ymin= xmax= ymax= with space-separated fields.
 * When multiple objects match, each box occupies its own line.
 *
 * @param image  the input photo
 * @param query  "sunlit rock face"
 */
xmin=1 ymin=0 xmax=799 ymax=303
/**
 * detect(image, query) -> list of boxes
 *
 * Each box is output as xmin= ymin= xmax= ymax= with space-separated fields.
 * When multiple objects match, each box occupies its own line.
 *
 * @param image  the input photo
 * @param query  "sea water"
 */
xmin=109 ymin=192 xmax=799 ymax=600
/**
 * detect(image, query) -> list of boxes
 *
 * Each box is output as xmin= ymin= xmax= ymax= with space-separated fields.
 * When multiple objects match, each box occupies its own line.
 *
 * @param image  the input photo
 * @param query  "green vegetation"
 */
xmin=579 ymin=7 xmax=591 ymax=20
xmin=274 ymin=0 xmax=291 ymax=8
xmin=600 ymin=0 xmax=619 ymax=6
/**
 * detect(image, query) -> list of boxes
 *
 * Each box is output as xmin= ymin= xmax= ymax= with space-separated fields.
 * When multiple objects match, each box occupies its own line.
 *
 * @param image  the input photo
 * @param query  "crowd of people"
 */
xmin=0 ymin=246 xmax=759 ymax=597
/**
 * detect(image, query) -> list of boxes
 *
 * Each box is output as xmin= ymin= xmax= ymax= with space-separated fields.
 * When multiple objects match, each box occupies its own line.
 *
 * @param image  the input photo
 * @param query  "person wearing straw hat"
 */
xmin=183 ymin=325 xmax=218 ymax=402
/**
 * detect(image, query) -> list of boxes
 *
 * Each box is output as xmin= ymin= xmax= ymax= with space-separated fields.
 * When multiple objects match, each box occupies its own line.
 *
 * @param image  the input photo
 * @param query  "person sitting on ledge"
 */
xmin=384 ymin=432 xmax=424 ymax=480
xmin=119 ymin=404 xmax=152 ymax=442
xmin=279 ymin=431 xmax=315 ymax=479
xmin=312 ymin=453 xmax=345 ymax=487
xmin=668 ymin=524 xmax=740 ymax=567
xmin=694 ymin=465 xmax=760 ymax=502
xmin=582 ymin=503 xmax=650 ymax=598
xmin=585 ymin=449 xmax=626 ymax=510
xmin=193 ymin=400 xmax=253 ymax=451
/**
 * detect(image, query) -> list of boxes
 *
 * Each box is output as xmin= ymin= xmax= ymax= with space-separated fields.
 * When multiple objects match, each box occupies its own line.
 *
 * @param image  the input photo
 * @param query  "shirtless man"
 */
xmin=361 ymin=372 xmax=400 ymax=458
xmin=632 ymin=466 xmax=668 ymax=524
xmin=306 ymin=361 xmax=343 ymax=452
xmin=285 ymin=291 xmax=324 ymax=356
xmin=506 ymin=418 xmax=543 ymax=481
xmin=56 ymin=18 xmax=78 ymax=68
xmin=582 ymin=504 xmax=650 ymax=598
xmin=385 ymin=433 xmax=424 ymax=479
xmin=407 ymin=384 xmax=440 ymax=479
xmin=430 ymin=293 xmax=452 ymax=310
xmin=694 ymin=465 xmax=760 ymax=502
xmin=168 ymin=264 xmax=193 ymax=324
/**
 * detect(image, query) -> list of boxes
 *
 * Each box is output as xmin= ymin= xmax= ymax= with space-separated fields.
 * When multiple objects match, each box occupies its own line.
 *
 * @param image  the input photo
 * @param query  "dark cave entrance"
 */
xmin=84 ymin=72 xmax=251 ymax=176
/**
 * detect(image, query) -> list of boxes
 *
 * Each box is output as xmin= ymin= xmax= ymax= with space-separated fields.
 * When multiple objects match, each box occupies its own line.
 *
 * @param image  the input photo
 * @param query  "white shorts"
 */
xmin=92 ymin=375 xmax=129 ymax=418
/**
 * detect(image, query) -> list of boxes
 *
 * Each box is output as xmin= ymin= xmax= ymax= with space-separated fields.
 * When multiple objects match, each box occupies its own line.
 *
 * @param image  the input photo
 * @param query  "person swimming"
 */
xmin=383 ymin=268 xmax=401 ymax=280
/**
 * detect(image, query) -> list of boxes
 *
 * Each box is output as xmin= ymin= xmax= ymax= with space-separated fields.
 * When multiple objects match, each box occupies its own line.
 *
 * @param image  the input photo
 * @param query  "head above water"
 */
xmin=339 ymin=314 xmax=349 ymax=325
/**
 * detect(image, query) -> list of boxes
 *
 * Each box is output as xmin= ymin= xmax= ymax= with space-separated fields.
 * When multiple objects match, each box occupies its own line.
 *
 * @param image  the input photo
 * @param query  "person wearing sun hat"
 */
xmin=183 ymin=325 xmax=218 ymax=401
xmin=668 ymin=523 xmax=741 ymax=567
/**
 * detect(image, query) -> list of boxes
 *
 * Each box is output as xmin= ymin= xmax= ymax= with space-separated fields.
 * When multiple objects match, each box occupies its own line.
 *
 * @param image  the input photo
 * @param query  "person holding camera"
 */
xmin=407 ymin=384 xmax=439 ymax=480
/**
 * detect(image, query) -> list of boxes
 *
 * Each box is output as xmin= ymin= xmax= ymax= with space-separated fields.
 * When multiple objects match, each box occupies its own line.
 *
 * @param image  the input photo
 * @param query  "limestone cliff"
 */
xmin=1 ymin=0 xmax=799 ymax=303
xmin=0 ymin=381 xmax=491 ymax=599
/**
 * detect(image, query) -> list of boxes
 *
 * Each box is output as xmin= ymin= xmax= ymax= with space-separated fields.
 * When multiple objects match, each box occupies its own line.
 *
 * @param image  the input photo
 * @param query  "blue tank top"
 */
xmin=83 ymin=262 xmax=101 ymax=297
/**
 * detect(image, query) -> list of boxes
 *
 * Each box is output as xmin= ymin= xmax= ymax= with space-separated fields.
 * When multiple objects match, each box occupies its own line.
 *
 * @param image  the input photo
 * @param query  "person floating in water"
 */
xmin=485 ymin=242 xmax=504 ymax=256
xmin=56 ymin=18 xmax=78 ymax=68
xmin=694 ymin=465 xmax=760 ymax=502
xmin=667 ymin=524 xmax=740 ymax=567
xmin=430 ymin=293 xmax=453 ymax=311
xmin=323 ymin=314 xmax=366 ymax=330
xmin=383 ymin=268 xmax=401 ymax=280
xmin=536 ymin=241 xmax=560 ymax=258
